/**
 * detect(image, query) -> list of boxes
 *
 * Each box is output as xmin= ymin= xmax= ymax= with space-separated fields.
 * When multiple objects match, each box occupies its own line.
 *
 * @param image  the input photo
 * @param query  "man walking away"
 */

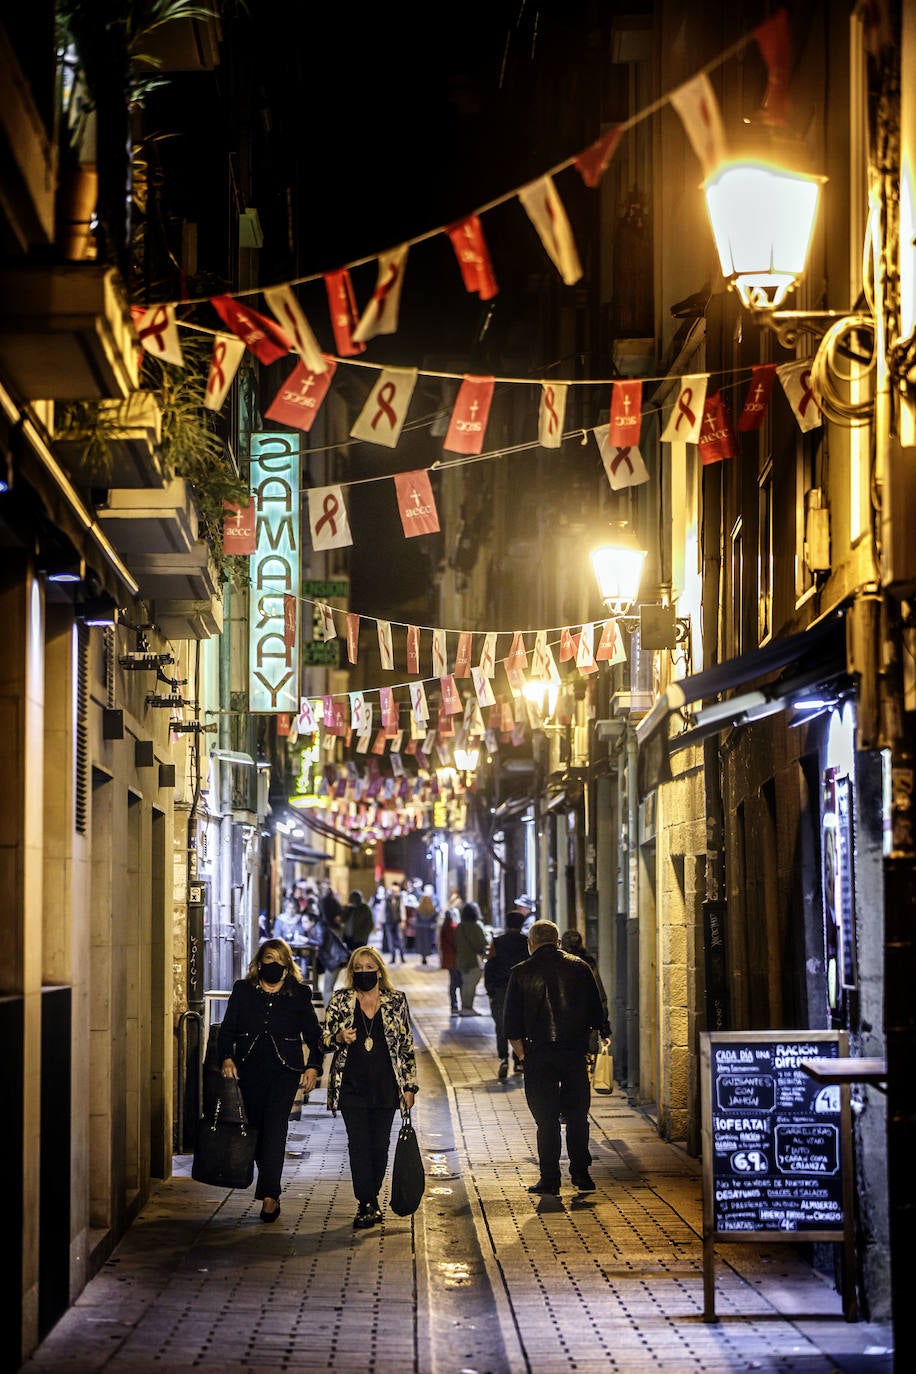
xmin=504 ymin=919 xmax=610 ymax=1196
xmin=343 ymin=889 xmax=375 ymax=952
xmin=484 ymin=910 xmax=529 ymax=1078
xmin=384 ymin=883 xmax=406 ymax=964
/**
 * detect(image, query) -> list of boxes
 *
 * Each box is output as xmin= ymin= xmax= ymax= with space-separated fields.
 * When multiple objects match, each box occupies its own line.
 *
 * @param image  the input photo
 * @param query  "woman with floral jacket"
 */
xmin=321 ymin=945 xmax=419 ymax=1229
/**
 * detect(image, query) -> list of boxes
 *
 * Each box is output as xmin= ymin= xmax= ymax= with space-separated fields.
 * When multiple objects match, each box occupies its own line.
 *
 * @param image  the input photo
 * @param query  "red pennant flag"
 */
xmin=283 ymin=593 xmax=297 ymax=649
xmin=499 ymin=699 xmax=514 ymax=733
xmin=440 ymin=675 xmax=461 ymax=714
xmin=437 ymin=706 xmax=455 ymax=737
xmin=575 ymin=127 xmax=623 ymax=188
xmin=738 ymin=364 xmax=779 ymax=432
xmin=754 ymin=9 xmax=792 ymax=126
xmin=507 ymin=632 xmax=528 ymax=672
xmin=454 ymin=631 xmax=472 ymax=677
xmin=265 ymin=358 xmax=336 ymax=432
xmin=596 ymin=619 xmax=628 ymax=664
xmin=210 ymin=294 xmax=292 ymax=364
xmin=276 ymin=713 xmax=291 ymax=737
xmin=405 ymin=737 xmax=418 ymax=756
xmin=444 ymin=375 xmax=495 ymax=456
xmin=698 ymin=391 xmax=738 ymax=465
xmin=371 ymin=731 xmax=387 ymax=756
xmin=394 ymin=470 xmax=440 ymax=537
xmin=447 ymin=215 xmax=498 ymax=300
xmin=222 ymin=498 xmax=256 ymax=556
xmin=406 ymin=625 xmax=420 ymax=674
xmin=346 ymin=613 xmax=360 ymax=665
xmin=559 ymin=627 xmax=575 ymax=662
xmin=323 ymin=269 xmax=366 ymax=357
xmin=608 ymin=381 xmax=643 ymax=446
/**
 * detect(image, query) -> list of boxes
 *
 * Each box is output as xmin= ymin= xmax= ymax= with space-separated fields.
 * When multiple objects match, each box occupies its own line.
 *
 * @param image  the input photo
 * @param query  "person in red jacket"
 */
xmin=438 ymin=902 xmax=461 ymax=1013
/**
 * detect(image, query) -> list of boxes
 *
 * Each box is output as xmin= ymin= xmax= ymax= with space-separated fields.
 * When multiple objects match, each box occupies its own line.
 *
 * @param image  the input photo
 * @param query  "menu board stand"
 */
xmin=700 ymin=1030 xmax=856 ymax=1323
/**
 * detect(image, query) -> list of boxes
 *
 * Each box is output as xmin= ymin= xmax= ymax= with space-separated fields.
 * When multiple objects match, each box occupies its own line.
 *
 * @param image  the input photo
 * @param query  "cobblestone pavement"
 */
xmin=21 ymin=953 xmax=894 ymax=1373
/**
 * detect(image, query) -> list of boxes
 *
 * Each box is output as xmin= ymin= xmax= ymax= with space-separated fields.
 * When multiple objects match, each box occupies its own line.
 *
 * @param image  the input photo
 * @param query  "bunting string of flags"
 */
xmin=136 ymin=14 xmax=800 ymax=442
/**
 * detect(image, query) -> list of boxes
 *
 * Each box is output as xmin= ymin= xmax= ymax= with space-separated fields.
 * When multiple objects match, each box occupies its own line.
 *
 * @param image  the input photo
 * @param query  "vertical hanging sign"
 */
xmin=249 ymin=431 xmax=301 ymax=713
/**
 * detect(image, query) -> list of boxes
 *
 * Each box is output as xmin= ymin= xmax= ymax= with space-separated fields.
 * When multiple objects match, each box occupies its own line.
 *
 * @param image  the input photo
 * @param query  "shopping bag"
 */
xmin=592 ymin=1044 xmax=614 ymax=1094
xmin=192 ymin=1079 xmax=258 ymax=1188
xmin=389 ymin=1109 xmax=425 ymax=1216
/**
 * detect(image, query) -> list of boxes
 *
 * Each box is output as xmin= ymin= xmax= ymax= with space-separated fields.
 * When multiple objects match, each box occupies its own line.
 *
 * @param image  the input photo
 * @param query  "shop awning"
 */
xmin=635 ymin=613 xmax=850 ymax=802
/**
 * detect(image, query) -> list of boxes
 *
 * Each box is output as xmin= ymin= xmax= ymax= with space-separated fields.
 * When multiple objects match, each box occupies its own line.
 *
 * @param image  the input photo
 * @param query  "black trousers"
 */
xmin=489 ymin=987 xmax=509 ymax=1060
xmin=239 ymin=1065 xmax=300 ymax=1199
xmin=340 ymin=1097 xmax=398 ymax=1205
xmin=523 ymin=1046 xmax=592 ymax=1186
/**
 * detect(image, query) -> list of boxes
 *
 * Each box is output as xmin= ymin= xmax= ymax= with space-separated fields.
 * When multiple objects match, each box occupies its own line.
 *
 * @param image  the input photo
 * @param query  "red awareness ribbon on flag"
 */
xmin=675 ymin=386 xmax=696 ymax=431
xmin=207 ymin=340 xmax=227 ymax=397
xmin=372 ymin=381 xmax=398 ymax=431
xmin=136 ymin=306 xmax=171 ymax=353
xmin=611 ymin=447 xmax=635 ymax=476
xmin=315 ymin=492 xmax=339 ymax=537
xmin=543 ymin=386 xmax=560 ymax=435
xmin=799 ymin=369 xmax=818 ymax=418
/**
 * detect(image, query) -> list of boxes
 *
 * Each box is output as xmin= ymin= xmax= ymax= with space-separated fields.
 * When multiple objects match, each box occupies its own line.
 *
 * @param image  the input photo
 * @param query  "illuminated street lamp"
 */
xmin=589 ymin=522 xmax=647 ymax=613
xmin=703 ymin=160 xmax=825 ymax=310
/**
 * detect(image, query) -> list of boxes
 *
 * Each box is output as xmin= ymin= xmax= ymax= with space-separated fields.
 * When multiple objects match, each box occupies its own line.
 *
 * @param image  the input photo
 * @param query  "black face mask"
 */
xmin=352 ymin=970 xmax=379 ymax=992
xmin=259 ymin=962 xmax=285 ymax=985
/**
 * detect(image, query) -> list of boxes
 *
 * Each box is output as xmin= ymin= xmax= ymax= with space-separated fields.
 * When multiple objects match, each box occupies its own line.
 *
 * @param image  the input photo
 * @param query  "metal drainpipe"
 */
xmin=625 ymin=725 xmax=640 ymax=1101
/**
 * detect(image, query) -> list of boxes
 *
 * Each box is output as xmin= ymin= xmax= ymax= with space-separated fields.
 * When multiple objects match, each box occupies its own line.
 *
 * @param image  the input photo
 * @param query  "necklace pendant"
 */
xmin=363 ymin=1035 xmax=374 ymax=1052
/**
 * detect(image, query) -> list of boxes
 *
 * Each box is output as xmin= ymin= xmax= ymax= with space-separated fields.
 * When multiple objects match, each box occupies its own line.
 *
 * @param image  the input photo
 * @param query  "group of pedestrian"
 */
xmin=217 ymin=878 xmax=611 ymax=1223
xmin=218 ymin=938 xmax=419 ymax=1231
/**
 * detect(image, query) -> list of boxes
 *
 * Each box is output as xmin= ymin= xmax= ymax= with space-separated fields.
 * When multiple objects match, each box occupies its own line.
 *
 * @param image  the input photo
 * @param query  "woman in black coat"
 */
xmin=218 ymin=939 xmax=324 ymax=1221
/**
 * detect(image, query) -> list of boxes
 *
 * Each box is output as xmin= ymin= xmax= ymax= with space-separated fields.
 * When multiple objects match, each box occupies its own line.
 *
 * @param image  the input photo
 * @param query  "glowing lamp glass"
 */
xmin=704 ymin=162 xmax=824 ymax=309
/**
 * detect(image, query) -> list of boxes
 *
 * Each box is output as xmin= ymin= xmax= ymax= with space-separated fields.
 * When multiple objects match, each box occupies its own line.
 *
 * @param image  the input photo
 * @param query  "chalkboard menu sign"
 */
xmin=700 ymin=1030 xmax=854 ymax=1321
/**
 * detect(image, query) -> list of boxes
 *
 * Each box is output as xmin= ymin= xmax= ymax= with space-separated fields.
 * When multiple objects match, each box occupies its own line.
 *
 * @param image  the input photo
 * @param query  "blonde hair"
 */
xmin=344 ymin=945 xmax=395 ymax=992
xmin=246 ymin=938 xmax=304 ymax=985
xmin=527 ymin=919 xmax=560 ymax=949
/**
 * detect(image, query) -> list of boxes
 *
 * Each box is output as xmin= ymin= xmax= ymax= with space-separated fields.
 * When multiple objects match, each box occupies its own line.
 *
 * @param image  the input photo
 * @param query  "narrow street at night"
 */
xmin=20 ymin=954 xmax=892 ymax=1374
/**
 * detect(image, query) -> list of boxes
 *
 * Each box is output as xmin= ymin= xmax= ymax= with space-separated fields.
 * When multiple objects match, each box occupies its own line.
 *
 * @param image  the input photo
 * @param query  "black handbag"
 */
xmin=192 ymin=1079 xmax=258 ymax=1189
xmin=389 ymin=1109 xmax=425 ymax=1216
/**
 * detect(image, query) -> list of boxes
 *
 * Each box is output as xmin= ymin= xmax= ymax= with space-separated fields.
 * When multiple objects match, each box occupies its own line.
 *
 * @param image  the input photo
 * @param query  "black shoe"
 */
xmin=353 ymin=1202 xmax=375 ymax=1229
xmin=527 ymin=1179 xmax=560 ymax=1195
xmin=513 ymin=1060 xmax=524 ymax=1074
xmin=259 ymin=1200 xmax=281 ymax=1223
xmin=571 ymin=1174 xmax=596 ymax=1192
xmin=368 ymin=1198 xmax=383 ymax=1224
xmin=498 ymin=1060 xmax=509 ymax=1080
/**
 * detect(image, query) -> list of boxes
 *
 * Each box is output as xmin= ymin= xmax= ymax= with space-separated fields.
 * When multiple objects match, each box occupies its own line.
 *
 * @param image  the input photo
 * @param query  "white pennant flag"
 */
xmin=594 ymin=426 xmax=650 ymax=490
xmin=471 ymin=665 xmax=496 ymax=708
xmin=409 ymin=710 xmax=425 ymax=740
xmin=353 ymin=244 xmax=409 ymax=343
xmin=538 ymin=382 xmax=568 ymax=449
xmin=410 ymin=681 xmax=429 ymax=725
xmin=531 ymin=629 xmax=551 ymax=681
xmin=297 ymin=697 xmax=318 ymax=733
xmin=432 ymin=628 xmax=448 ymax=677
xmin=576 ymin=623 xmax=597 ymax=673
xmin=660 ymin=374 xmax=708 ymax=444
xmin=465 ymin=697 xmax=485 ymax=736
xmin=478 ymin=631 xmax=497 ymax=678
xmin=349 ymin=691 xmax=369 ymax=732
xmin=307 ymin=485 xmax=352 ymax=550
xmin=777 ymin=360 xmax=823 ymax=432
xmin=350 ymin=367 xmax=418 ymax=448
xmin=670 ymin=73 xmax=728 ymax=177
xmin=355 ymin=729 xmax=371 ymax=754
xmin=317 ymin=603 xmax=337 ymax=640
xmin=597 ymin=619 xmax=628 ymax=666
xmin=263 ymin=284 xmax=327 ymax=374
xmin=518 ymin=176 xmax=582 ymax=285
xmin=134 ymin=303 xmax=184 ymax=366
xmin=377 ymin=620 xmax=394 ymax=670
xmin=203 ymin=334 xmax=245 ymax=411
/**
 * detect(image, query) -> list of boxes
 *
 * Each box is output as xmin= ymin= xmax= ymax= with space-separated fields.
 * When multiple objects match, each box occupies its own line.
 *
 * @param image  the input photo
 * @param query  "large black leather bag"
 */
xmin=389 ymin=1110 xmax=425 ymax=1216
xmin=192 ymin=1079 xmax=257 ymax=1189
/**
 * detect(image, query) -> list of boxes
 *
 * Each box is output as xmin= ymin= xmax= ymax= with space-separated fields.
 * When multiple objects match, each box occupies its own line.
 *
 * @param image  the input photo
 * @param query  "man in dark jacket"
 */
xmin=343 ymin=889 xmax=375 ymax=951
xmin=504 ymin=919 xmax=610 ymax=1196
xmin=484 ymin=910 xmax=529 ymax=1079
